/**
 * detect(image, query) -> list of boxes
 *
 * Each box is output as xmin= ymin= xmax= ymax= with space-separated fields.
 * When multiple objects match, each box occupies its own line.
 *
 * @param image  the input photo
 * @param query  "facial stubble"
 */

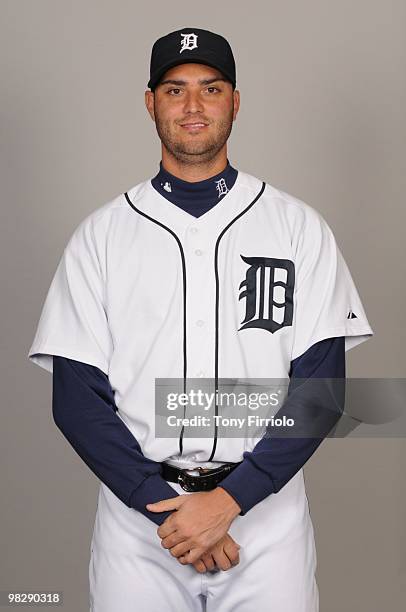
xmin=153 ymin=99 xmax=235 ymax=165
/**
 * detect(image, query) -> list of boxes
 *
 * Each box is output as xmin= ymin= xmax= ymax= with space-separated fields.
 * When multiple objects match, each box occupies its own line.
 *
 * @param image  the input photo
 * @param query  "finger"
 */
xmin=183 ymin=547 xmax=207 ymax=564
xmin=192 ymin=559 xmax=207 ymax=573
xmin=169 ymin=540 xmax=193 ymax=558
xmin=211 ymin=549 xmax=232 ymax=572
xmin=223 ymin=541 xmax=240 ymax=566
xmin=160 ymin=532 xmax=185 ymax=550
xmin=157 ymin=518 xmax=177 ymax=539
xmin=228 ymin=551 xmax=240 ymax=567
xmin=224 ymin=534 xmax=241 ymax=551
xmin=146 ymin=497 xmax=183 ymax=513
xmin=224 ymin=533 xmax=241 ymax=550
xmin=200 ymin=553 xmax=216 ymax=572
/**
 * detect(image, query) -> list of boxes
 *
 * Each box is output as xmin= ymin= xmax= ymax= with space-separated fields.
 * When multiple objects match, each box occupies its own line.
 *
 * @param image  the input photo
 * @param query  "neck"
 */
xmin=150 ymin=157 xmax=238 ymax=218
xmin=161 ymin=147 xmax=228 ymax=182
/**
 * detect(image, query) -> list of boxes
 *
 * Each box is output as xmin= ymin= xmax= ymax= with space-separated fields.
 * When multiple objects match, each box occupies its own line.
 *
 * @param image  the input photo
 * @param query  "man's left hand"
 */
xmin=146 ymin=488 xmax=241 ymax=564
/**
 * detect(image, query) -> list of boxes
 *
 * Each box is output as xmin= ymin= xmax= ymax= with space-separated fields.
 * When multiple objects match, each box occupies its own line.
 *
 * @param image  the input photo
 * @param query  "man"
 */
xmin=28 ymin=28 xmax=374 ymax=611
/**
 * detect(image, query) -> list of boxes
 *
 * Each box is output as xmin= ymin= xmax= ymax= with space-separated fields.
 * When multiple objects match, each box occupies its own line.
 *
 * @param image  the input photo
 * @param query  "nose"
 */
xmin=182 ymin=89 xmax=204 ymax=114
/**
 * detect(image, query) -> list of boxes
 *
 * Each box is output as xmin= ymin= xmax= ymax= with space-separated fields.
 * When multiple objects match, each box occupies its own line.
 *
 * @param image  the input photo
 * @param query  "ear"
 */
xmin=145 ymin=90 xmax=155 ymax=121
xmin=232 ymin=89 xmax=240 ymax=121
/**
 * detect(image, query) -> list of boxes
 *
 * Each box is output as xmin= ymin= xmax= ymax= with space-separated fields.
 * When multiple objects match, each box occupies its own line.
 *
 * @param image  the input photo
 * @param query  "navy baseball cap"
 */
xmin=148 ymin=27 xmax=236 ymax=91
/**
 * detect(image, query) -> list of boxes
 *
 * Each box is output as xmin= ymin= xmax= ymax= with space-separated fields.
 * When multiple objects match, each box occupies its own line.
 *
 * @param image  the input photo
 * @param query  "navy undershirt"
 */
xmin=151 ymin=159 xmax=238 ymax=217
xmin=51 ymin=165 xmax=346 ymax=526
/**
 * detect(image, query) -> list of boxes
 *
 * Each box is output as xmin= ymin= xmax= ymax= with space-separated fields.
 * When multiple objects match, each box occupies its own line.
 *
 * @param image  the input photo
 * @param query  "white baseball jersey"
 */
xmin=28 ymin=169 xmax=373 ymax=611
xmin=28 ymin=169 xmax=373 ymax=460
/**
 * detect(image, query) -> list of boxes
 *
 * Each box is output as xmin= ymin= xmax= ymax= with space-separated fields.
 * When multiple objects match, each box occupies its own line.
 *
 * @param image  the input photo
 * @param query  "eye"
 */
xmin=206 ymin=86 xmax=220 ymax=93
xmin=167 ymin=88 xmax=182 ymax=95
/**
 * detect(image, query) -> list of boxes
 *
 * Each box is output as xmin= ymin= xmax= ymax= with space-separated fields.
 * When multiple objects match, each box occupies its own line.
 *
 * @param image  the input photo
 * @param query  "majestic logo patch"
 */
xmin=238 ymin=255 xmax=295 ymax=333
xmin=161 ymin=181 xmax=172 ymax=193
xmin=180 ymin=33 xmax=198 ymax=53
xmin=347 ymin=309 xmax=357 ymax=319
xmin=215 ymin=178 xmax=229 ymax=198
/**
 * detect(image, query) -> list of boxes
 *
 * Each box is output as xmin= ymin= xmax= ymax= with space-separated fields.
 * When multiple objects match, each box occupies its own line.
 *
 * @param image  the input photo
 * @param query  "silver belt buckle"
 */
xmin=177 ymin=466 xmax=211 ymax=491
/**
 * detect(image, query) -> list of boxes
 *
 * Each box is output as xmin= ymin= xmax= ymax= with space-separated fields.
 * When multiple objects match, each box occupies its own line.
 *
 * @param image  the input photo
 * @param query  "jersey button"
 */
xmin=196 ymin=320 xmax=204 ymax=327
xmin=194 ymin=249 xmax=203 ymax=256
xmin=196 ymin=370 xmax=205 ymax=377
xmin=190 ymin=227 xmax=198 ymax=234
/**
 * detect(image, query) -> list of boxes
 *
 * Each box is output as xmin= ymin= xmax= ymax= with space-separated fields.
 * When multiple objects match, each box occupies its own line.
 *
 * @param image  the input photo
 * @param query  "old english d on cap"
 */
xmin=148 ymin=27 xmax=236 ymax=91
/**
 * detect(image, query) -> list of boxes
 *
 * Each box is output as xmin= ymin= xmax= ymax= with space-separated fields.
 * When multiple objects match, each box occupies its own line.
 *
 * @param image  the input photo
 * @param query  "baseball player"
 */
xmin=28 ymin=27 xmax=374 ymax=611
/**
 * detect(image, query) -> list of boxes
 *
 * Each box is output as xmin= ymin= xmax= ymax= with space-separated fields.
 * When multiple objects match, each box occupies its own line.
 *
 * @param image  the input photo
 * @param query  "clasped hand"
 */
xmin=146 ymin=487 xmax=241 ymax=573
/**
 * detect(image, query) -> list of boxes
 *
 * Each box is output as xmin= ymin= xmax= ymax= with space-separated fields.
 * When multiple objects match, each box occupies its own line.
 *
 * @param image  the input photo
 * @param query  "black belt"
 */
xmin=160 ymin=462 xmax=242 ymax=492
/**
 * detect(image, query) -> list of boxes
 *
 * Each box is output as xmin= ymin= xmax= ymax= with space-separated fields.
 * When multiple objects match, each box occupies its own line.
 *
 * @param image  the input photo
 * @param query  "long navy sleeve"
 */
xmin=52 ymin=337 xmax=344 ymax=525
xmin=52 ymin=356 xmax=179 ymax=526
xmin=218 ymin=336 xmax=346 ymax=514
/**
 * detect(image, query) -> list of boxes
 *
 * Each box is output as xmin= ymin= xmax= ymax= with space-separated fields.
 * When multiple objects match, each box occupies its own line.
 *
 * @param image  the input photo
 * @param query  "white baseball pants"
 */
xmin=89 ymin=470 xmax=319 ymax=612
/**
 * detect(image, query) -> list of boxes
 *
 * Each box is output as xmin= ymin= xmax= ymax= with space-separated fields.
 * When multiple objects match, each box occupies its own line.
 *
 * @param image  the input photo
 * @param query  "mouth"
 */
xmin=179 ymin=122 xmax=209 ymax=132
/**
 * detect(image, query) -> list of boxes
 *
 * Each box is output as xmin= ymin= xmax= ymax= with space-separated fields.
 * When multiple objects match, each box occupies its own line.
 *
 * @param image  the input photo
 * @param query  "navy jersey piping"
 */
xmin=124 ymin=192 xmax=188 ymax=455
xmin=208 ymin=181 xmax=267 ymax=461
xmin=124 ymin=181 xmax=267 ymax=462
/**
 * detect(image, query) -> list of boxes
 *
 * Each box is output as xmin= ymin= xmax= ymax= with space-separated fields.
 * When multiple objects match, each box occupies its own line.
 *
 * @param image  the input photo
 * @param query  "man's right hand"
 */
xmin=192 ymin=532 xmax=241 ymax=573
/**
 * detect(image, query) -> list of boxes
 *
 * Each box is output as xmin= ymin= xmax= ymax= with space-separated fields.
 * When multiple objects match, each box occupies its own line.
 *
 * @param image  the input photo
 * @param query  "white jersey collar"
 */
xmin=124 ymin=170 xmax=265 ymax=236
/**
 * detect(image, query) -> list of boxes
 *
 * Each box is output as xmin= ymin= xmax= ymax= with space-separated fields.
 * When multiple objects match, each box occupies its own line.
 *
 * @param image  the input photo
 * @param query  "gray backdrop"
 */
xmin=1 ymin=1 xmax=405 ymax=610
